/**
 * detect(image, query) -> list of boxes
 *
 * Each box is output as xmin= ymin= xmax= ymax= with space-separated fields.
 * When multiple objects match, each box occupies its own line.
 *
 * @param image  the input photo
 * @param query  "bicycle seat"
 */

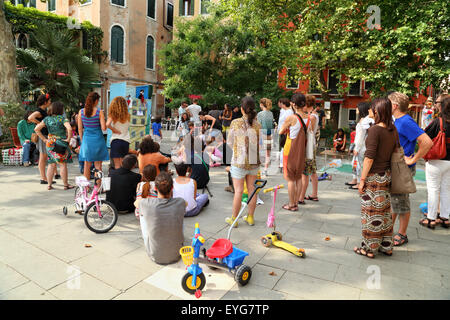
xmin=75 ymin=176 xmax=90 ymax=187
xmin=206 ymin=239 xmax=233 ymax=259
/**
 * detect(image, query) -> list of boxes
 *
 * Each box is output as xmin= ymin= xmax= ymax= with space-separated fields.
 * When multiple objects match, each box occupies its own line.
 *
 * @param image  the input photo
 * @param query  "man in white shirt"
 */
xmin=277 ymin=98 xmax=293 ymax=171
xmin=177 ymin=101 xmax=188 ymax=131
xmin=186 ymin=99 xmax=202 ymax=123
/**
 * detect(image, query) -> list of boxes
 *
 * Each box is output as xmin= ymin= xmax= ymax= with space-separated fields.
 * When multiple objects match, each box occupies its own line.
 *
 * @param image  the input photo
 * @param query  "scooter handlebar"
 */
xmin=254 ymin=179 xmax=267 ymax=190
xmin=263 ymin=184 xmax=284 ymax=193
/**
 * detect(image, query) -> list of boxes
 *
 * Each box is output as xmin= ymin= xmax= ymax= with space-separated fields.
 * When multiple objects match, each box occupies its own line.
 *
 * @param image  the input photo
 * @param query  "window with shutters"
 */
xmin=180 ymin=0 xmax=194 ymax=16
xmin=111 ymin=0 xmax=125 ymax=7
xmin=348 ymin=80 xmax=362 ymax=96
xmin=111 ymin=25 xmax=124 ymax=64
xmin=11 ymin=0 xmax=35 ymax=7
xmin=328 ymin=70 xmax=340 ymax=95
xmin=165 ymin=2 xmax=174 ymax=28
xmin=47 ymin=0 xmax=56 ymax=11
xmin=309 ymin=70 xmax=325 ymax=94
xmin=147 ymin=0 xmax=156 ymax=19
xmin=17 ymin=34 xmax=28 ymax=49
xmin=146 ymin=36 xmax=155 ymax=70
xmin=201 ymin=0 xmax=210 ymax=14
xmin=286 ymin=68 xmax=299 ymax=89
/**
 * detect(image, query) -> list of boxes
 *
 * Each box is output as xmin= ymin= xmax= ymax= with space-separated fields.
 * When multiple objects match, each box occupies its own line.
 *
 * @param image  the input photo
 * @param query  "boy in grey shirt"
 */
xmin=139 ymin=171 xmax=186 ymax=265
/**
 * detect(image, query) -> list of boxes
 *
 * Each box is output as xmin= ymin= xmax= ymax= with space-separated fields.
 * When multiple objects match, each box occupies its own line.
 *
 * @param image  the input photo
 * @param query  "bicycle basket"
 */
xmin=179 ymin=246 xmax=194 ymax=266
xmin=101 ymin=177 xmax=111 ymax=191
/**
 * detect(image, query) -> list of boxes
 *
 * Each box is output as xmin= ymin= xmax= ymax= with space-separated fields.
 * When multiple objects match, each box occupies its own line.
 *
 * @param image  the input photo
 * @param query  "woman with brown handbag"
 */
xmin=421 ymin=97 xmax=450 ymax=229
xmin=355 ymin=98 xmax=398 ymax=259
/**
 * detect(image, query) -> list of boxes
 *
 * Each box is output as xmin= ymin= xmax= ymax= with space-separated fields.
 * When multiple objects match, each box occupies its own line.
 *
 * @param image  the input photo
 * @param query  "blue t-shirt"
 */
xmin=152 ymin=122 xmax=162 ymax=136
xmin=394 ymin=114 xmax=424 ymax=166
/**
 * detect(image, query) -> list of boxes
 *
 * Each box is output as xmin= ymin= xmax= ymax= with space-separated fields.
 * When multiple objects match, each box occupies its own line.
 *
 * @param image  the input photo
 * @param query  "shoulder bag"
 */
xmin=390 ymin=129 xmax=416 ymax=194
xmin=423 ymin=118 xmax=447 ymax=161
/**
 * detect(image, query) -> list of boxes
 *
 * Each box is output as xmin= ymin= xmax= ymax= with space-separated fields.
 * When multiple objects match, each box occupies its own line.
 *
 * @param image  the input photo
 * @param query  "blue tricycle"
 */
xmin=179 ymin=179 xmax=267 ymax=295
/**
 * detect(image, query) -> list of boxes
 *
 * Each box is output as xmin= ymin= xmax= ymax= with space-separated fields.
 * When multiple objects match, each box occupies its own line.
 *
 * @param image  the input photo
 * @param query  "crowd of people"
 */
xmin=10 ymin=89 xmax=450 ymax=265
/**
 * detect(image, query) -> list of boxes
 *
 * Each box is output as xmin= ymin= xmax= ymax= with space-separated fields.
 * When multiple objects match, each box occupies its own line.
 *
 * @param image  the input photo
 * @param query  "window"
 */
xmin=82 ymin=0 xmax=92 ymax=4
xmin=11 ymin=0 xmax=35 ymax=7
xmin=309 ymin=70 xmax=325 ymax=94
xmin=201 ymin=0 xmax=210 ymax=14
xmin=348 ymin=109 xmax=357 ymax=121
xmin=147 ymin=0 xmax=156 ymax=19
xmin=17 ymin=34 xmax=27 ymax=49
xmin=111 ymin=0 xmax=125 ymax=7
xmin=348 ymin=80 xmax=361 ymax=96
xmin=47 ymin=0 xmax=56 ymax=11
xmin=146 ymin=36 xmax=155 ymax=69
xmin=364 ymin=80 xmax=373 ymax=92
xmin=82 ymin=30 xmax=89 ymax=51
xmin=328 ymin=70 xmax=340 ymax=94
xmin=180 ymin=0 xmax=194 ymax=16
xmin=165 ymin=2 xmax=174 ymax=28
xmin=285 ymin=68 xmax=299 ymax=89
xmin=111 ymin=25 xmax=124 ymax=63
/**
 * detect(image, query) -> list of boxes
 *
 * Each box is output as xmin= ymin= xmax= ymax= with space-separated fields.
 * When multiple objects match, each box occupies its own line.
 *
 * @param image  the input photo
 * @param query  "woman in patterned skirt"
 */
xmin=34 ymin=102 xmax=73 ymax=190
xmin=355 ymin=98 xmax=398 ymax=258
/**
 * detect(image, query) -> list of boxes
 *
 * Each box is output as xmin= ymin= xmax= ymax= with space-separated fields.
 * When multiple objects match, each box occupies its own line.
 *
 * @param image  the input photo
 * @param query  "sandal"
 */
xmin=380 ymin=251 xmax=393 ymax=256
xmin=349 ymin=185 xmax=359 ymax=190
xmin=353 ymin=247 xmax=375 ymax=259
xmin=436 ymin=215 xmax=450 ymax=229
xmin=305 ymin=195 xmax=319 ymax=201
xmin=393 ymin=233 xmax=408 ymax=246
xmin=345 ymin=182 xmax=357 ymax=186
xmin=64 ymin=185 xmax=75 ymax=190
xmin=298 ymin=200 xmax=306 ymax=205
xmin=419 ymin=218 xmax=436 ymax=229
xmin=282 ymin=204 xmax=298 ymax=212
xmin=47 ymin=185 xmax=54 ymax=190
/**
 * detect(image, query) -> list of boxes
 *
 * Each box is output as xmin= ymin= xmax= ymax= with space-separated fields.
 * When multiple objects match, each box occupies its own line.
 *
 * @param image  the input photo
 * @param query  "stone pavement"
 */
xmin=1 ymin=133 xmax=449 ymax=300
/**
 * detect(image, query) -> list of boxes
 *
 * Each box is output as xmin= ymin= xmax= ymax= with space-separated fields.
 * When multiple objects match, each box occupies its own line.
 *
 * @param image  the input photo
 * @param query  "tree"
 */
xmin=159 ymin=8 xmax=288 ymax=109
xmin=0 ymin=0 xmax=20 ymax=103
xmin=16 ymin=24 xmax=99 ymax=112
xmin=220 ymin=0 xmax=450 ymax=98
xmin=0 ymin=0 xmax=92 ymax=105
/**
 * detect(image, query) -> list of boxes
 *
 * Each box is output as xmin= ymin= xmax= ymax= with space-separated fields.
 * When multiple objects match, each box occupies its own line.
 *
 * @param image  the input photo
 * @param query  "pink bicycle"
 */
xmin=63 ymin=169 xmax=118 ymax=233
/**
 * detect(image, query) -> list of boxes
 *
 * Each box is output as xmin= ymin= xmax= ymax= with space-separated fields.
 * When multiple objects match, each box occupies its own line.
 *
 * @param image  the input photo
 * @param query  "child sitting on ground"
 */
xmin=205 ymin=136 xmax=222 ymax=167
xmin=138 ymin=171 xmax=186 ymax=265
xmin=134 ymin=164 xmax=157 ymax=219
xmin=106 ymin=154 xmax=142 ymax=213
xmin=173 ymin=162 xmax=209 ymax=217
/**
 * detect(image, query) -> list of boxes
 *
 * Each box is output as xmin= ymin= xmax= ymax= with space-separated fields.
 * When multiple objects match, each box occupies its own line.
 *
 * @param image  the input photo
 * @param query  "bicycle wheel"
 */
xmin=84 ymin=200 xmax=118 ymax=233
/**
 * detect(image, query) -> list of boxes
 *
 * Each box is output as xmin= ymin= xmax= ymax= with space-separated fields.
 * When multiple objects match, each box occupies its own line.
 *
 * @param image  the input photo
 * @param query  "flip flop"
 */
xmin=282 ymin=204 xmax=298 ymax=212
xmin=345 ymin=182 xmax=357 ymax=186
xmin=305 ymin=195 xmax=319 ymax=201
xmin=353 ymin=247 xmax=374 ymax=259
xmin=64 ymin=185 xmax=75 ymax=190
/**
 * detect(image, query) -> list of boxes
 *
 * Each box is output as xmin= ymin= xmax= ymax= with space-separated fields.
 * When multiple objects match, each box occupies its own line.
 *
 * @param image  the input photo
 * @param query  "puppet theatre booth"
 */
xmin=107 ymin=82 xmax=153 ymax=151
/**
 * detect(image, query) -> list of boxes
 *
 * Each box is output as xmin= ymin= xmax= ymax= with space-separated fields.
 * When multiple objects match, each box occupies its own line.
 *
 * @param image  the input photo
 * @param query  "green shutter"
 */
xmin=147 ymin=37 xmax=154 ymax=69
xmin=189 ymin=0 xmax=194 ymax=16
xmin=179 ymin=0 xmax=184 ymax=15
xmin=201 ymin=0 xmax=209 ymax=14
xmin=111 ymin=26 xmax=124 ymax=63
xmin=147 ymin=0 xmax=155 ymax=19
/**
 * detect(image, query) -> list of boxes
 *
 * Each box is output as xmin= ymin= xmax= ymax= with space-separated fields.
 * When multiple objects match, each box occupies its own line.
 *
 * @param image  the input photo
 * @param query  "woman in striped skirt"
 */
xmin=78 ymin=92 xmax=109 ymax=180
xmin=355 ymin=98 xmax=398 ymax=258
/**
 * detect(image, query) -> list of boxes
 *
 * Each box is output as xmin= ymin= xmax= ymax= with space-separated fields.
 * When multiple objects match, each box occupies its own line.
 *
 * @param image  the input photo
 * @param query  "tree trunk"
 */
xmin=0 ymin=0 xmax=20 ymax=104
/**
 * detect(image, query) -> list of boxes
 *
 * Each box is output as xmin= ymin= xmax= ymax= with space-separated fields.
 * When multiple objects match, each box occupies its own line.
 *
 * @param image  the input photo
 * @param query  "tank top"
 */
xmin=110 ymin=120 xmax=130 ymax=143
xmin=81 ymin=108 xmax=100 ymax=128
xmin=173 ymin=179 xmax=197 ymax=211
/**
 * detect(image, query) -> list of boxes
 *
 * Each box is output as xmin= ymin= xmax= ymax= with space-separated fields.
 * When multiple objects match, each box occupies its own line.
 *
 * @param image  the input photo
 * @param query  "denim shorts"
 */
xmin=230 ymin=166 xmax=259 ymax=179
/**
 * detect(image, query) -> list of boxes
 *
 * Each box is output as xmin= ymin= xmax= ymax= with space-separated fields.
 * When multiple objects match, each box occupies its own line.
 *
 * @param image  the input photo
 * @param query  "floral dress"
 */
xmin=44 ymin=115 xmax=72 ymax=164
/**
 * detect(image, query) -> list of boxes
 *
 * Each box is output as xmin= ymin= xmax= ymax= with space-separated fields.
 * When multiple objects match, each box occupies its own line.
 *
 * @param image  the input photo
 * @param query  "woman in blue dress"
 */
xmin=78 ymin=92 xmax=109 ymax=180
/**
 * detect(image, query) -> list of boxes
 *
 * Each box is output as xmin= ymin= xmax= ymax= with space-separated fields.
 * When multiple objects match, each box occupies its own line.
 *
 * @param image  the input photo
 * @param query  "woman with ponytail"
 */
xmin=28 ymin=93 xmax=56 ymax=184
xmin=225 ymin=96 xmax=261 ymax=227
xmin=78 ymin=92 xmax=109 ymax=180
xmin=278 ymin=93 xmax=308 ymax=212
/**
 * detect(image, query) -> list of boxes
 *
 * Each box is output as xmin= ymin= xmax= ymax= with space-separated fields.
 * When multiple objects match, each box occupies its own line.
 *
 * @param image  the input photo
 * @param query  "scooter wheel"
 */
xmin=181 ymin=272 xmax=206 ymax=294
xmin=261 ymin=236 xmax=272 ymax=248
xmin=298 ymin=249 xmax=306 ymax=258
xmin=273 ymin=231 xmax=283 ymax=241
xmin=235 ymin=264 xmax=252 ymax=286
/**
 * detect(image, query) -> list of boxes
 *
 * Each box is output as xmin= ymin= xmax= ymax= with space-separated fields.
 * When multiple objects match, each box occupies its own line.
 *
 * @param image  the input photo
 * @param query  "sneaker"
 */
xmin=243 ymin=215 xmax=254 ymax=226
xmin=225 ymin=217 xmax=238 ymax=228
xmin=23 ymin=162 xmax=31 ymax=167
xmin=256 ymin=196 xmax=264 ymax=205
xmin=224 ymin=186 xmax=234 ymax=193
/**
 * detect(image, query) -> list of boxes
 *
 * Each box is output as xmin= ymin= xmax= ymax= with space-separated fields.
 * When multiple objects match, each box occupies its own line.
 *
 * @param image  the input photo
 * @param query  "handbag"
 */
xmin=52 ymin=140 xmax=68 ymax=155
xmin=390 ymin=130 xmax=416 ymax=194
xmin=31 ymin=133 xmax=38 ymax=144
xmin=423 ymin=118 xmax=447 ymax=161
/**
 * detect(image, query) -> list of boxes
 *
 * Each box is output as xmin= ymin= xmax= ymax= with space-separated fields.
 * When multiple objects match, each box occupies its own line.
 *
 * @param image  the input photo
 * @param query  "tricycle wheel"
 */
xmin=261 ymin=236 xmax=272 ymax=248
xmin=235 ymin=265 xmax=252 ymax=286
xmin=181 ymin=272 xmax=206 ymax=294
xmin=63 ymin=206 xmax=68 ymax=216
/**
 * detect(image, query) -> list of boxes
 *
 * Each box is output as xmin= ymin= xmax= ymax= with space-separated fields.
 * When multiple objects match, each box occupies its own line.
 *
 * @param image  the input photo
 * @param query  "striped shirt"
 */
xmin=81 ymin=108 xmax=100 ymax=128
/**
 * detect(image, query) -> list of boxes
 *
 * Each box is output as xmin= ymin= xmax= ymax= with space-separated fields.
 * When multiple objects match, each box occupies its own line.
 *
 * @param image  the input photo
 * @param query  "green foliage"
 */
xmin=160 ymin=7 xmax=288 ymax=109
xmin=15 ymin=24 xmax=99 ymax=113
xmin=4 ymin=1 xmax=107 ymax=63
xmin=0 ymin=102 xmax=25 ymax=143
xmin=220 ymin=0 xmax=450 ymax=98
